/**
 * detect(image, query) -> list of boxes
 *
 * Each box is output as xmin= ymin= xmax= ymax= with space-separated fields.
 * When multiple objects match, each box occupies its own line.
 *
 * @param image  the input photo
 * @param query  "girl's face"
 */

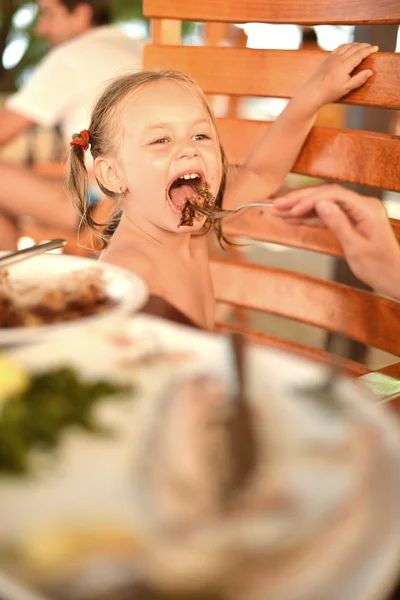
xmin=116 ymin=80 xmax=223 ymax=232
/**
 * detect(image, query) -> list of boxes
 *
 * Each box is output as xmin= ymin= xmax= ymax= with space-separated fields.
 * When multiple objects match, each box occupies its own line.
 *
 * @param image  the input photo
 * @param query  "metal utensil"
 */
xmin=0 ymin=239 xmax=67 ymax=269
xmin=194 ymin=200 xmax=274 ymax=221
xmin=224 ymin=332 xmax=257 ymax=497
xmin=294 ymin=334 xmax=350 ymax=411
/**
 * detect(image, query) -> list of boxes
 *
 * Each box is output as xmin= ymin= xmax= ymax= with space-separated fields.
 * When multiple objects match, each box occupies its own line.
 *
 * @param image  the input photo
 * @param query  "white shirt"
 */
xmin=6 ymin=26 xmax=144 ymax=143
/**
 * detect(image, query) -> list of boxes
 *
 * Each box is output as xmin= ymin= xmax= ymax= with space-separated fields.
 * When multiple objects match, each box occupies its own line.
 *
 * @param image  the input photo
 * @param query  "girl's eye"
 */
xmin=193 ymin=133 xmax=211 ymax=141
xmin=151 ymin=137 xmax=169 ymax=145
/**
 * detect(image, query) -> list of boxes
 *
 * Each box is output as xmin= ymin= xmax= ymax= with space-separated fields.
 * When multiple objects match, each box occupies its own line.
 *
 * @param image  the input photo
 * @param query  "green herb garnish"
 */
xmin=0 ymin=367 xmax=132 ymax=475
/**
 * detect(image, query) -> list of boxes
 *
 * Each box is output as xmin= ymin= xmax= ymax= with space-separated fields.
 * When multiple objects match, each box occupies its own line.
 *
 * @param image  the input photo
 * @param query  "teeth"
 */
xmin=179 ymin=173 xmax=200 ymax=180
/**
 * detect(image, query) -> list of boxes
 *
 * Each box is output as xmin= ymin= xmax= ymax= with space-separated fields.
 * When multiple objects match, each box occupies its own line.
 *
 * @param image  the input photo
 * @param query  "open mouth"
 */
xmin=167 ymin=172 xmax=215 ymax=227
xmin=168 ymin=172 xmax=204 ymax=213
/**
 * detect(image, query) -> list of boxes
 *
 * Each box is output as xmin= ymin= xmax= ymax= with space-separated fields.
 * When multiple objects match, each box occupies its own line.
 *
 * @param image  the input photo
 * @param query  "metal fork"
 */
xmin=0 ymin=239 xmax=67 ymax=269
xmin=225 ymin=333 xmax=257 ymax=496
xmin=294 ymin=334 xmax=350 ymax=412
xmin=193 ymin=200 xmax=274 ymax=221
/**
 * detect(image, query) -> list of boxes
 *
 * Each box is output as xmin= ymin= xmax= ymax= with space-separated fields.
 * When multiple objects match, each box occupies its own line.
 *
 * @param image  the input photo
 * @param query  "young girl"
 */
xmin=67 ymin=42 xmax=377 ymax=330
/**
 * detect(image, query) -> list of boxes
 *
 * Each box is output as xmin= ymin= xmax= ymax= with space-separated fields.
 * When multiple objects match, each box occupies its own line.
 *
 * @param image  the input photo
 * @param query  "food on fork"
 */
xmin=179 ymin=182 xmax=216 ymax=227
xmin=193 ymin=182 xmax=216 ymax=209
xmin=179 ymin=201 xmax=195 ymax=228
xmin=167 ymin=172 xmax=215 ymax=228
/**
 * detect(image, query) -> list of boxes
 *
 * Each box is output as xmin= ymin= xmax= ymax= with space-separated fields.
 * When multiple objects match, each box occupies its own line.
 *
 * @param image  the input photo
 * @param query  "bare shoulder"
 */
xmin=223 ymin=164 xmax=275 ymax=209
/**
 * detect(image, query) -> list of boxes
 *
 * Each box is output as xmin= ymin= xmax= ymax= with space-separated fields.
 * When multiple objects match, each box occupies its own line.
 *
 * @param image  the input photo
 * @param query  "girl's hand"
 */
xmin=297 ymin=43 xmax=378 ymax=110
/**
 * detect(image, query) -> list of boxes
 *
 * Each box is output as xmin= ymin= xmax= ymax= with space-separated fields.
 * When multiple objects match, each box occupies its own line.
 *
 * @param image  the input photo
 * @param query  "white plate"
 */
xmin=0 ymin=316 xmax=400 ymax=600
xmin=0 ymin=253 xmax=148 ymax=346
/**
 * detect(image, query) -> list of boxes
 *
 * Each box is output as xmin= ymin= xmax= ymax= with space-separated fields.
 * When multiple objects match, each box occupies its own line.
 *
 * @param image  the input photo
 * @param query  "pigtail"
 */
xmin=100 ymin=206 xmax=122 ymax=245
xmin=66 ymin=131 xmax=94 ymax=233
xmin=67 ymin=130 xmax=120 ymax=251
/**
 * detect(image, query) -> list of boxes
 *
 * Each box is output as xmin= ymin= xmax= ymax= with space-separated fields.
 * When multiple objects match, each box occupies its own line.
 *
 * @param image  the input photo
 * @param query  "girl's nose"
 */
xmin=176 ymin=142 xmax=198 ymax=160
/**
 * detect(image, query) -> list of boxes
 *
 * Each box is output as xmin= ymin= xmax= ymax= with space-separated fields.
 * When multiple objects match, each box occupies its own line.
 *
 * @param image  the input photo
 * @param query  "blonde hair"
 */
xmin=67 ymin=70 xmax=229 ymax=250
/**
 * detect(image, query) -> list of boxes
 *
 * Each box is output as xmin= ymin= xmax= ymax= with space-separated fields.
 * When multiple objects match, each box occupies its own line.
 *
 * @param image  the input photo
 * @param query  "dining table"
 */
xmin=139 ymin=293 xmax=400 ymax=600
xmin=1 ymin=295 xmax=399 ymax=600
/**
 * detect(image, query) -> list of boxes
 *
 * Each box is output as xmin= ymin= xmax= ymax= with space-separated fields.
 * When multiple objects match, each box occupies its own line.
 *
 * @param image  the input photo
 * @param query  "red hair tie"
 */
xmin=70 ymin=129 xmax=90 ymax=151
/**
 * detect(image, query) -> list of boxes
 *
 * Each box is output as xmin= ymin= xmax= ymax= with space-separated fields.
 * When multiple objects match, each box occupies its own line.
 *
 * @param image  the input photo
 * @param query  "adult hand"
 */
xmin=273 ymin=184 xmax=400 ymax=300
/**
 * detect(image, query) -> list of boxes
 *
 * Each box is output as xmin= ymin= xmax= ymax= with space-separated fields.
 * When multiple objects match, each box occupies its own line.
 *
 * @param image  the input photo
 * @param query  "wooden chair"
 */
xmin=143 ymin=0 xmax=400 ymax=376
xmin=210 ymin=257 xmax=400 ymax=377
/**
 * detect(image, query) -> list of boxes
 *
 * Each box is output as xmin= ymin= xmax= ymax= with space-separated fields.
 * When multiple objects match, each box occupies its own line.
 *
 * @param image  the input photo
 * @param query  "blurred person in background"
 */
xmin=0 ymin=0 xmax=143 ymax=250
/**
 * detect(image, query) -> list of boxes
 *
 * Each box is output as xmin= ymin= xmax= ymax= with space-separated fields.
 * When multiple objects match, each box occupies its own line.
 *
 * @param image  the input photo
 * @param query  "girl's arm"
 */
xmin=223 ymin=43 xmax=378 ymax=208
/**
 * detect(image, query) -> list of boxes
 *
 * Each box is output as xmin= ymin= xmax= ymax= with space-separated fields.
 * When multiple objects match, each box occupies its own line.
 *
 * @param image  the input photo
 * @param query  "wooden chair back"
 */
xmin=143 ymin=0 xmax=400 ymax=374
xmin=210 ymin=257 xmax=400 ymax=376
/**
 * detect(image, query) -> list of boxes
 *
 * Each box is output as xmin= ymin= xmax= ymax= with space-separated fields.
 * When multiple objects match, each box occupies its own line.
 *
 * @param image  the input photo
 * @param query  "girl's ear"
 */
xmin=94 ymin=156 xmax=126 ymax=193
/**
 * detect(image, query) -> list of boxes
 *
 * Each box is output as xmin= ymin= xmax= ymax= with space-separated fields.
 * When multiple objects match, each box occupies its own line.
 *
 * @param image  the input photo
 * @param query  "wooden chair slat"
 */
xmin=374 ymin=362 xmax=400 ymax=379
xmin=222 ymin=211 xmax=400 ymax=258
xmin=218 ymin=119 xmax=400 ymax=192
xmin=143 ymin=0 xmax=400 ymax=25
xmin=215 ymin=322 xmax=369 ymax=377
xmin=151 ymin=18 xmax=182 ymax=44
xmin=203 ymin=22 xmax=229 ymax=46
xmin=210 ymin=257 xmax=400 ymax=356
xmin=223 ymin=212 xmax=343 ymax=257
xmin=144 ymin=47 xmax=400 ymax=110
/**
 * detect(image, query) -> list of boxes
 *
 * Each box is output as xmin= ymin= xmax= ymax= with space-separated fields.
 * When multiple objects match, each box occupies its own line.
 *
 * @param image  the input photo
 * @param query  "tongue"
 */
xmin=169 ymin=184 xmax=196 ymax=212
